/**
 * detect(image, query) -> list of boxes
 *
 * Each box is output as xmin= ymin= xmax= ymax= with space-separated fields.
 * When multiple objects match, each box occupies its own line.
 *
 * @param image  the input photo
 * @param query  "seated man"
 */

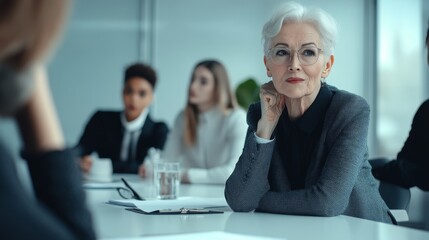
xmin=76 ymin=63 xmax=169 ymax=174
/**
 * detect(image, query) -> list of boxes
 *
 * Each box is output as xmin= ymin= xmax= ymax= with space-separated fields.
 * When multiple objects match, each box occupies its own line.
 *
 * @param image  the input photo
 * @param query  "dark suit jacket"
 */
xmin=77 ymin=110 xmax=169 ymax=173
xmin=225 ymin=85 xmax=392 ymax=223
xmin=372 ymin=100 xmax=429 ymax=191
xmin=0 ymin=139 xmax=95 ymax=240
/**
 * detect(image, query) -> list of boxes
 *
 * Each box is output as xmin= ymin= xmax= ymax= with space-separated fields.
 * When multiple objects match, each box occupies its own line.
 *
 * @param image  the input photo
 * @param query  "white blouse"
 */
xmin=162 ymin=107 xmax=247 ymax=184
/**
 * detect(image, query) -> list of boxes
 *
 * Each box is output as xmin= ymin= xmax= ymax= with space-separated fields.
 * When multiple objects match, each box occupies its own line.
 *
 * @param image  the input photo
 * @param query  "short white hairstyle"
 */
xmin=262 ymin=1 xmax=338 ymax=57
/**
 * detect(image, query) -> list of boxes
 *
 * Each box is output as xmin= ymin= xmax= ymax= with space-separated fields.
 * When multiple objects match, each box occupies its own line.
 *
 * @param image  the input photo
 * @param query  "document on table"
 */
xmin=82 ymin=181 xmax=123 ymax=189
xmin=106 ymin=197 xmax=229 ymax=213
xmin=100 ymin=231 xmax=285 ymax=240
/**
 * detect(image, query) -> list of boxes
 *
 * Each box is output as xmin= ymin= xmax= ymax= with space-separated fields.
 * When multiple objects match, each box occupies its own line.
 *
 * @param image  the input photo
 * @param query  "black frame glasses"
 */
xmin=117 ymin=178 xmax=144 ymax=200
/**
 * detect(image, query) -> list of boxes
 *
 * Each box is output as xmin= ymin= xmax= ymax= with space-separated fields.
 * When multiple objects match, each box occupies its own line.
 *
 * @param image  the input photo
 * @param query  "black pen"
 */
xmin=121 ymin=178 xmax=145 ymax=200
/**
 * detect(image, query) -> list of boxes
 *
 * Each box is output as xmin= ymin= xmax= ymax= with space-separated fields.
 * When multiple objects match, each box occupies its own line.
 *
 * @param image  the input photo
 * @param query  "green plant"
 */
xmin=235 ymin=78 xmax=260 ymax=110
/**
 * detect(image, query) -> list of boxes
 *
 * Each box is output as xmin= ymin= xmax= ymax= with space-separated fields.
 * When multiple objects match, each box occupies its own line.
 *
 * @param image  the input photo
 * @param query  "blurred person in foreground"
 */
xmin=0 ymin=0 xmax=95 ymax=239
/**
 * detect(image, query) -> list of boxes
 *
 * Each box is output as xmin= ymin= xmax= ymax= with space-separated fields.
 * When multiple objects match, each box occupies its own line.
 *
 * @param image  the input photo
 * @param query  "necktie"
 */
xmin=127 ymin=131 xmax=136 ymax=162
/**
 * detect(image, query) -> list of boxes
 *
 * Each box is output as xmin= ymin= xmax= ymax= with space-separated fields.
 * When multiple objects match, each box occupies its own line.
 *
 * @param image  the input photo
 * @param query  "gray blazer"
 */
xmin=225 ymin=85 xmax=392 ymax=223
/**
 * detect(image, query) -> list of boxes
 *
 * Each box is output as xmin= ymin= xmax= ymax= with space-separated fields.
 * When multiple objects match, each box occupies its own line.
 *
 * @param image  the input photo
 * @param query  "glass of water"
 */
xmin=154 ymin=162 xmax=180 ymax=199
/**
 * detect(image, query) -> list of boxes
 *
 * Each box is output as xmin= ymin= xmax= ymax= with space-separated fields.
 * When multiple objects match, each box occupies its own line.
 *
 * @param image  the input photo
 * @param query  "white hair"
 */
xmin=262 ymin=1 xmax=338 ymax=57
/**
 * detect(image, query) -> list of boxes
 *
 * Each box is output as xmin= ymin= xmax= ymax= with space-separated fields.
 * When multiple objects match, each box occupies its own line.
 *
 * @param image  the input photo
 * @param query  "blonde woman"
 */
xmin=162 ymin=60 xmax=247 ymax=184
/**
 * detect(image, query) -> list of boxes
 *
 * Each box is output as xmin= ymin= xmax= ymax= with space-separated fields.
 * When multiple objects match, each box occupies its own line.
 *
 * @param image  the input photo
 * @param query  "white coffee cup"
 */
xmin=88 ymin=157 xmax=113 ymax=182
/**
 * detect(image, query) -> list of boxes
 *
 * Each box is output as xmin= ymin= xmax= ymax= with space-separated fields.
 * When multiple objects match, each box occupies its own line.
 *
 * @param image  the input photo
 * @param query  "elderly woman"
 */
xmin=225 ymin=2 xmax=392 ymax=223
xmin=0 ymin=0 xmax=95 ymax=239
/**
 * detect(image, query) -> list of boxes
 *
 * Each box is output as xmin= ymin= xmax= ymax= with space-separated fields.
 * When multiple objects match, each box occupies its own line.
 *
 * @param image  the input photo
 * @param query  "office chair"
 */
xmin=370 ymin=158 xmax=411 ymax=224
xmin=370 ymin=158 xmax=411 ymax=209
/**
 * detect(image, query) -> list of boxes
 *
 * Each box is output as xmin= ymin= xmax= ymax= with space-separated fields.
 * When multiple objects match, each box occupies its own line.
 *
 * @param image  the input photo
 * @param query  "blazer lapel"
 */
xmin=136 ymin=115 xmax=154 ymax=161
xmin=113 ymin=113 xmax=125 ymax=161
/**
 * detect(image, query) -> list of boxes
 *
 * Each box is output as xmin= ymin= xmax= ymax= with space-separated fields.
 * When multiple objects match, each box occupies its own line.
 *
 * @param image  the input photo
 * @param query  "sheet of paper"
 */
xmin=106 ymin=197 xmax=228 ymax=212
xmin=83 ymin=181 xmax=123 ymax=189
xmin=101 ymin=231 xmax=285 ymax=240
xmin=106 ymin=199 xmax=142 ymax=208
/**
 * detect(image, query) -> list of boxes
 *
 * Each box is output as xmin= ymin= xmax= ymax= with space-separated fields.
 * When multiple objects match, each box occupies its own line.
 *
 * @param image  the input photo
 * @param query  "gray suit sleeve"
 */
xmin=225 ymin=127 xmax=275 ymax=211
xmin=225 ymin=103 xmax=277 ymax=211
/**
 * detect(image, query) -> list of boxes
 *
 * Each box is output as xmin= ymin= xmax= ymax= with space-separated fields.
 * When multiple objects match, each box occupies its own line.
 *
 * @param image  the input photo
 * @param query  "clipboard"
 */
xmin=125 ymin=207 xmax=224 ymax=215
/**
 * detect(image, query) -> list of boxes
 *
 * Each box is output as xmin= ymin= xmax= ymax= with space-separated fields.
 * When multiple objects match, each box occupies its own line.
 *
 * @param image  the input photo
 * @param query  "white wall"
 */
xmin=50 ymin=0 xmax=141 ymax=145
xmin=0 ymin=0 xmax=370 ymax=178
xmin=153 ymin=0 xmax=367 ymax=127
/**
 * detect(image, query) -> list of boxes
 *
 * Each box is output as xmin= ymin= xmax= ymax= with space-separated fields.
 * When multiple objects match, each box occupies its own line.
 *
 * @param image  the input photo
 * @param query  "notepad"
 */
xmin=106 ymin=197 xmax=229 ymax=213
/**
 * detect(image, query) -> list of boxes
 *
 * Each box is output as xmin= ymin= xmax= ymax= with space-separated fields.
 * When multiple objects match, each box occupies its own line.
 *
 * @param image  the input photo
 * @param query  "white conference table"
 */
xmin=85 ymin=174 xmax=429 ymax=240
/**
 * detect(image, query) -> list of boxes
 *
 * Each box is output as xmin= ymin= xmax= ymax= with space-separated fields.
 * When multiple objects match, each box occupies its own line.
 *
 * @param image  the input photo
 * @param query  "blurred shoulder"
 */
xmin=223 ymin=107 xmax=246 ymax=124
xmin=413 ymin=99 xmax=429 ymax=120
xmin=171 ymin=110 xmax=186 ymax=127
xmin=228 ymin=107 xmax=247 ymax=119
xmin=150 ymin=117 xmax=169 ymax=131
xmin=92 ymin=110 xmax=121 ymax=119
xmin=418 ymin=99 xmax=429 ymax=111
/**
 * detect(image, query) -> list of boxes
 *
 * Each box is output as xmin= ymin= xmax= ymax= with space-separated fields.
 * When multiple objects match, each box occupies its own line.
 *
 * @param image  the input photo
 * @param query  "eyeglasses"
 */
xmin=266 ymin=45 xmax=323 ymax=66
xmin=117 ymin=178 xmax=145 ymax=200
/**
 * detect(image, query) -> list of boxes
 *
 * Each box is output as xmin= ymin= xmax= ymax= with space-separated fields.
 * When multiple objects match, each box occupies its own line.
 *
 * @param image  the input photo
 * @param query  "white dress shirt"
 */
xmin=120 ymin=109 xmax=148 ymax=161
xmin=162 ymin=107 xmax=247 ymax=184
